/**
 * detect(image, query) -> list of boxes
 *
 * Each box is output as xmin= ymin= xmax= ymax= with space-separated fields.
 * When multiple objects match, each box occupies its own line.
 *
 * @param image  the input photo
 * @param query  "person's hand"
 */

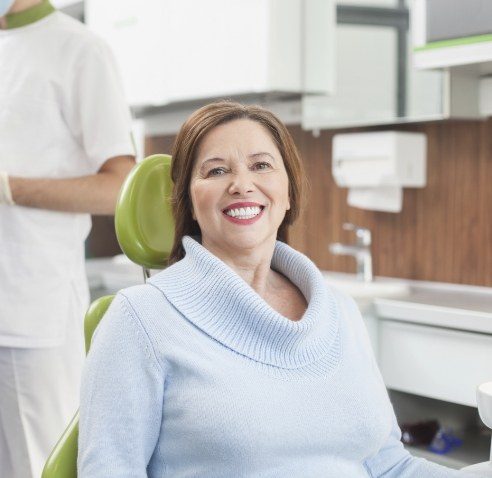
xmin=0 ymin=171 xmax=14 ymax=205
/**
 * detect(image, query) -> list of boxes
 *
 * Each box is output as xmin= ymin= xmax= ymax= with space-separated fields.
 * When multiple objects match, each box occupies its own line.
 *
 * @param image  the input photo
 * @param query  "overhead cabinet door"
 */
xmin=85 ymin=0 xmax=335 ymax=108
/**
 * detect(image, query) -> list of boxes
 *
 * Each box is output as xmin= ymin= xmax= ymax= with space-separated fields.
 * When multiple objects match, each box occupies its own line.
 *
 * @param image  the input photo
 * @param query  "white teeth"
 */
xmin=225 ymin=206 xmax=262 ymax=219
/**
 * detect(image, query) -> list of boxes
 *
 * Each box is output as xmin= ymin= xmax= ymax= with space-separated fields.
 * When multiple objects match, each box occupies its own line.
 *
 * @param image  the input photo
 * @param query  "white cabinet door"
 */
xmin=302 ymin=23 xmax=398 ymax=129
xmin=85 ymin=0 xmax=335 ymax=108
xmin=379 ymin=320 xmax=492 ymax=407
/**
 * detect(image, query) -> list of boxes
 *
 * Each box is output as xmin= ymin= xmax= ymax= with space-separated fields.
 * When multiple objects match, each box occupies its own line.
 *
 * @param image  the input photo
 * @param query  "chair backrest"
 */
xmin=41 ymin=154 xmax=175 ymax=478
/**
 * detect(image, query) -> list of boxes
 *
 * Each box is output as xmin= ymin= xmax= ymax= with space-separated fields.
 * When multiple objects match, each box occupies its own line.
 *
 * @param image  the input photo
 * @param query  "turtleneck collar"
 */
xmin=4 ymin=0 xmax=54 ymax=29
xmin=149 ymin=237 xmax=341 ymax=372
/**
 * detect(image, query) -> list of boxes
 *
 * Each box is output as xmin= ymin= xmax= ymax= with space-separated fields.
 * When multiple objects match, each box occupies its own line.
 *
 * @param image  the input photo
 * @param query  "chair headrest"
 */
xmin=115 ymin=154 xmax=175 ymax=270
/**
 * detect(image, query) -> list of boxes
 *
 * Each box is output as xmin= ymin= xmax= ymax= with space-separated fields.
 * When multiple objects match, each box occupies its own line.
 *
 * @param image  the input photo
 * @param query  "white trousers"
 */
xmin=0 ymin=319 xmax=85 ymax=478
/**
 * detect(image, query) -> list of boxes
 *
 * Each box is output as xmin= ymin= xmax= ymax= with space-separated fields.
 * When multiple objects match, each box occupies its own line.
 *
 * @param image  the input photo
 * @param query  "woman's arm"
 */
xmin=78 ymin=292 xmax=164 ymax=477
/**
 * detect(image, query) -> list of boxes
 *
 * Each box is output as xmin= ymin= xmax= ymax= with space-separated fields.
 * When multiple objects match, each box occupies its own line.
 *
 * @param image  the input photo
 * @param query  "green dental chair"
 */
xmin=41 ymin=153 xmax=175 ymax=478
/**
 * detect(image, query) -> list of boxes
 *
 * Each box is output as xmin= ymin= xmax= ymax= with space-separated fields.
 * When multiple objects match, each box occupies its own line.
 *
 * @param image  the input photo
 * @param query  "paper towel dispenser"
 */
xmin=332 ymin=131 xmax=427 ymax=212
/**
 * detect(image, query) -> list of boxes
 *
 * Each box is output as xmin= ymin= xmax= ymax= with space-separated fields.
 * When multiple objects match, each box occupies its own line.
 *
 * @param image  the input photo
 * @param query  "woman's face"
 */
xmin=190 ymin=119 xmax=290 ymax=259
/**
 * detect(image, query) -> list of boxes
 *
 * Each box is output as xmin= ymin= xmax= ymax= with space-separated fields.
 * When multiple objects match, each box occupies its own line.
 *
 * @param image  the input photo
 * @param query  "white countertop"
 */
xmin=321 ymin=271 xmax=492 ymax=334
xmin=372 ymin=280 xmax=492 ymax=334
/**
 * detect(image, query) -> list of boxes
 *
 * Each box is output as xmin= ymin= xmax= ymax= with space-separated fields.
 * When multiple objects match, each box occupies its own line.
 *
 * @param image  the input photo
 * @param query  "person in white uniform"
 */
xmin=0 ymin=1 xmax=136 ymax=477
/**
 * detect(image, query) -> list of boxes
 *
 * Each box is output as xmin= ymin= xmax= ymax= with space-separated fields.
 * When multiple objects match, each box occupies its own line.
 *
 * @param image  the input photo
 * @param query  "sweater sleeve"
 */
xmin=78 ymin=292 xmax=165 ymax=477
xmin=364 ymin=415 xmax=487 ymax=477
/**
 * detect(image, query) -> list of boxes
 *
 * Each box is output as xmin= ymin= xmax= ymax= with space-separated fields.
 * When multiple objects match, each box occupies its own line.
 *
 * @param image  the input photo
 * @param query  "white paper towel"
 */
xmin=347 ymin=186 xmax=402 ymax=212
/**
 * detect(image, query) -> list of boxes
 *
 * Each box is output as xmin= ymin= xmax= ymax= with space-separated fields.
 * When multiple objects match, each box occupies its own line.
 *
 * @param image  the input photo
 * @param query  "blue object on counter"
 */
xmin=427 ymin=427 xmax=463 ymax=454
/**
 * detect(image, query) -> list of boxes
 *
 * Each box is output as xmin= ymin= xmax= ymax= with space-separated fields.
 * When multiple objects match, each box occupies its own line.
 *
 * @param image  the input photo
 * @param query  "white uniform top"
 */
xmin=0 ymin=11 xmax=135 ymax=347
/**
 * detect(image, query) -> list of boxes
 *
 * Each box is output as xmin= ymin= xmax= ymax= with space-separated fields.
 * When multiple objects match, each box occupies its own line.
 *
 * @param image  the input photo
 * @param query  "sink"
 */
xmin=321 ymin=271 xmax=410 ymax=301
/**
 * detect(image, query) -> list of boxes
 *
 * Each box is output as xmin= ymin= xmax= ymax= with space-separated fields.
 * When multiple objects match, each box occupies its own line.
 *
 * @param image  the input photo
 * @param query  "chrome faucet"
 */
xmin=329 ymin=223 xmax=373 ymax=282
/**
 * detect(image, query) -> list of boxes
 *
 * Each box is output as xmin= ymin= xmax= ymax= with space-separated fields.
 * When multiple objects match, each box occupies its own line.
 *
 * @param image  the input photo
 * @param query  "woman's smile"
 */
xmin=223 ymin=202 xmax=265 ymax=223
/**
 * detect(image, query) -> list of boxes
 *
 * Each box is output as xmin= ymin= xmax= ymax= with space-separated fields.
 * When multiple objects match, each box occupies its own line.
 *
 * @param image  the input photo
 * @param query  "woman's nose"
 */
xmin=228 ymin=171 xmax=254 ymax=195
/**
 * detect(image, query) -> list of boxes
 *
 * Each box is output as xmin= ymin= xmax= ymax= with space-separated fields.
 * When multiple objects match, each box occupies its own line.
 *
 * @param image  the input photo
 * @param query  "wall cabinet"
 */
xmin=82 ymin=0 xmax=487 ymax=129
xmin=85 ymin=0 xmax=335 ymax=109
xmin=301 ymin=1 xmax=484 ymax=130
xmin=411 ymin=0 xmax=492 ymax=118
xmin=412 ymin=0 xmax=492 ymax=71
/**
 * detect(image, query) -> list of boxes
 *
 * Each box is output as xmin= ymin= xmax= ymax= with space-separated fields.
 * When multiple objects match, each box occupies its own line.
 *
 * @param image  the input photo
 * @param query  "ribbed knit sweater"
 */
xmin=78 ymin=237 xmax=481 ymax=477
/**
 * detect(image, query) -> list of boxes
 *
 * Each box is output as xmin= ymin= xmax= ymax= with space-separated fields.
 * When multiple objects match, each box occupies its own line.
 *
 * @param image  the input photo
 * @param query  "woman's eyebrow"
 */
xmin=249 ymin=152 xmax=276 ymax=160
xmin=199 ymin=157 xmax=224 ymax=168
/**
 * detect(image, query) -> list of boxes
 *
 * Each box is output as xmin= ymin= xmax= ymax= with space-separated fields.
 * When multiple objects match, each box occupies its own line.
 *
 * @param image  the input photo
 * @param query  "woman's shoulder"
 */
xmin=117 ymin=277 xmax=171 ymax=312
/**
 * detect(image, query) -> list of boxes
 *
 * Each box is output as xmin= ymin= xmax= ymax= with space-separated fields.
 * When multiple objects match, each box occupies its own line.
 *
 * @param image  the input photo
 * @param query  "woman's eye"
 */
xmin=206 ymin=167 xmax=227 ymax=177
xmin=253 ymin=161 xmax=272 ymax=171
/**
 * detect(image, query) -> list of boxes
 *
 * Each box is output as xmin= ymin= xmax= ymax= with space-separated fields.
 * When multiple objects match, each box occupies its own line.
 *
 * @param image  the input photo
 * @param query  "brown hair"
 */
xmin=169 ymin=100 xmax=307 ymax=263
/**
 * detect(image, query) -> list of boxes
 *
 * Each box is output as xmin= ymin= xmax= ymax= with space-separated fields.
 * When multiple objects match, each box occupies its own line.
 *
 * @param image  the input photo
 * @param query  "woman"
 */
xmin=78 ymin=101 xmax=482 ymax=477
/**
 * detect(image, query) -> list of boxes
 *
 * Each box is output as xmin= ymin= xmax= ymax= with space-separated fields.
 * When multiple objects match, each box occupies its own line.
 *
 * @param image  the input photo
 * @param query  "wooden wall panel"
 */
xmin=143 ymin=117 xmax=492 ymax=287
xmin=482 ymin=120 xmax=492 ymax=285
xmin=144 ymin=136 xmax=176 ymax=157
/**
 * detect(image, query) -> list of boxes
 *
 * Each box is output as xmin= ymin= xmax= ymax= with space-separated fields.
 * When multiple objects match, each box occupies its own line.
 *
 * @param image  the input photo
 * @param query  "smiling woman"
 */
xmin=78 ymin=101 xmax=484 ymax=478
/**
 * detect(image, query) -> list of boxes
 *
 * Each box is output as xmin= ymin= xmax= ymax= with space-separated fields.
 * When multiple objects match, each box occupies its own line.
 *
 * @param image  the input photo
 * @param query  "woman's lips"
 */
xmin=223 ymin=203 xmax=264 ymax=224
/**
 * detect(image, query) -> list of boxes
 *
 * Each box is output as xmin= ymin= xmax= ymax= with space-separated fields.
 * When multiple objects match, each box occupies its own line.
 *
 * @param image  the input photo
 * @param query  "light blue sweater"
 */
xmin=78 ymin=237 xmax=481 ymax=477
